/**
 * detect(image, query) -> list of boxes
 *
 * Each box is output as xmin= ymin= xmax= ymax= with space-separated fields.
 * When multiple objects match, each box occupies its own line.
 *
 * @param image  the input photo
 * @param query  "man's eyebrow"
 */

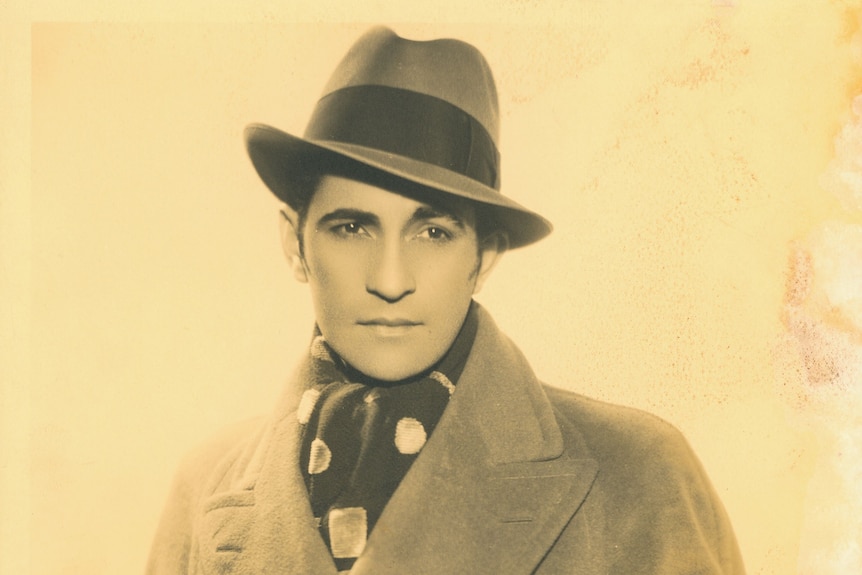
xmin=410 ymin=206 xmax=466 ymax=229
xmin=314 ymin=208 xmax=379 ymax=228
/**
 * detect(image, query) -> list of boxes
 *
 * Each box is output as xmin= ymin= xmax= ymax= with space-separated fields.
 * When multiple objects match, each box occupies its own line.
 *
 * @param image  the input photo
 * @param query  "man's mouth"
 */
xmin=358 ymin=318 xmax=421 ymax=327
xmin=357 ymin=318 xmax=422 ymax=336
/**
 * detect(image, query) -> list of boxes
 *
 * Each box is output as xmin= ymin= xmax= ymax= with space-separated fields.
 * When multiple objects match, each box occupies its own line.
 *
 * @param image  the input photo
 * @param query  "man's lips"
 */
xmin=357 ymin=318 xmax=422 ymax=338
xmin=357 ymin=318 xmax=422 ymax=327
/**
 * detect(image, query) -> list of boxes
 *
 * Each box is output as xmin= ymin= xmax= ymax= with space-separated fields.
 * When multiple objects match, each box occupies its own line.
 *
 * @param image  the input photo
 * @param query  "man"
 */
xmin=147 ymin=26 xmax=745 ymax=574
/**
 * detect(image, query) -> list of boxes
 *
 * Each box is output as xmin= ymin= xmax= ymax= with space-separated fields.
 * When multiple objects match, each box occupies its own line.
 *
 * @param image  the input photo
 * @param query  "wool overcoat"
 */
xmin=147 ymin=305 xmax=745 ymax=574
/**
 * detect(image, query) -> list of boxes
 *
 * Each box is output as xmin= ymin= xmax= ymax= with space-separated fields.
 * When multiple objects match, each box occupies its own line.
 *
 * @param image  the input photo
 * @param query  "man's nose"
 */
xmin=366 ymin=240 xmax=415 ymax=303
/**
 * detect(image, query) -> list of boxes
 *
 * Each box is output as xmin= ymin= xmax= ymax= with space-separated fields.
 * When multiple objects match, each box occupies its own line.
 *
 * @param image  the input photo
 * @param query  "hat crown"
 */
xmin=320 ymin=27 xmax=500 ymax=145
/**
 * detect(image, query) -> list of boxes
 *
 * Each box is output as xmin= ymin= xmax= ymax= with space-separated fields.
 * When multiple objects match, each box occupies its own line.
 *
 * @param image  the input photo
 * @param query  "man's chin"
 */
xmin=341 ymin=351 xmax=440 ymax=384
xmin=351 ymin=364 xmax=432 ymax=384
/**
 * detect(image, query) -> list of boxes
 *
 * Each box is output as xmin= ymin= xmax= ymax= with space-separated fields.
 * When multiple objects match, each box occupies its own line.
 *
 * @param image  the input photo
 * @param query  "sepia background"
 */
xmin=3 ymin=1 xmax=862 ymax=574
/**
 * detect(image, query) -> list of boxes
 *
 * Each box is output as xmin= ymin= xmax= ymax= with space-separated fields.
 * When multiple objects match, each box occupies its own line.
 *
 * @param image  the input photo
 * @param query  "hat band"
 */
xmin=304 ymin=85 xmax=500 ymax=190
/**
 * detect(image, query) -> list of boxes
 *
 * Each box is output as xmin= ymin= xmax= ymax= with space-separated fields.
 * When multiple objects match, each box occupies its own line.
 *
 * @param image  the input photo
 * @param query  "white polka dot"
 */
xmin=297 ymin=389 xmax=321 ymax=425
xmin=311 ymin=336 xmax=332 ymax=362
xmin=308 ymin=438 xmax=332 ymax=474
xmin=394 ymin=417 xmax=427 ymax=454
xmin=363 ymin=389 xmax=380 ymax=404
xmin=329 ymin=507 xmax=367 ymax=558
xmin=429 ymin=371 xmax=455 ymax=396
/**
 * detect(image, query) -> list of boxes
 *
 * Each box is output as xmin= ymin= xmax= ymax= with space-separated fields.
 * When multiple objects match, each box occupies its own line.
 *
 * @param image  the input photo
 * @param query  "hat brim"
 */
xmin=245 ymin=123 xmax=552 ymax=249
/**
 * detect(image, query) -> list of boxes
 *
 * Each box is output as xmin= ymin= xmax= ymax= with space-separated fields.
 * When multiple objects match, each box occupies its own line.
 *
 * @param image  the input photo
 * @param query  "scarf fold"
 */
xmin=296 ymin=303 xmax=479 ymax=571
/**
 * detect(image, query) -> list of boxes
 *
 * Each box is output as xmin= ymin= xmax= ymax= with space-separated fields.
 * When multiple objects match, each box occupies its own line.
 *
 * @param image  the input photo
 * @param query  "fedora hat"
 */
xmin=245 ymin=26 xmax=552 ymax=248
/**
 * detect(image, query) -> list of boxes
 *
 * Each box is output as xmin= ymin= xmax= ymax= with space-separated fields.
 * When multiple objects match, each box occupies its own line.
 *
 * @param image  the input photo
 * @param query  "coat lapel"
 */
xmin=196 ymin=359 xmax=340 ymax=575
xmin=352 ymin=306 xmax=598 ymax=575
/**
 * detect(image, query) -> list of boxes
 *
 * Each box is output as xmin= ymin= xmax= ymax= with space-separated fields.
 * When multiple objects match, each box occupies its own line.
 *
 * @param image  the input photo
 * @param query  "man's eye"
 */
xmin=334 ymin=222 xmax=366 ymax=236
xmin=418 ymin=226 xmax=452 ymax=241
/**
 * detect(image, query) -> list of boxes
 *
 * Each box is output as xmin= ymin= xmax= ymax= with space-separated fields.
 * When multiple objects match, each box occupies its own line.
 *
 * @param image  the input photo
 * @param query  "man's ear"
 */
xmin=279 ymin=207 xmax=309 ymax=283
xmin=472 ymin=232 xmax=508 ymax=294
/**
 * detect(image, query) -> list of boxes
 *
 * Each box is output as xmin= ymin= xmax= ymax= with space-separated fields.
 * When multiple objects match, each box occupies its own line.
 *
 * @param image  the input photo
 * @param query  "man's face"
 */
xmin=291 ymin=175 xmax=501 ymax=382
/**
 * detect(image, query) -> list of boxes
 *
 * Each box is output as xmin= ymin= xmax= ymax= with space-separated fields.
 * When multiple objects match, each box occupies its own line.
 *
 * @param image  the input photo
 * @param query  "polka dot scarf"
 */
xmin=296 ymin=304 xmax=478 ymax=572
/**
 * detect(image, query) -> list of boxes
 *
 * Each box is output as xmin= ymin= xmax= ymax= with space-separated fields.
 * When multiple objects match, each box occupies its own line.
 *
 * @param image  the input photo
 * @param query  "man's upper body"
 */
xmin=147 ymin=26 xmax=745 ymax=574
xmin=147 ymin=304 xmax=744 ymax=575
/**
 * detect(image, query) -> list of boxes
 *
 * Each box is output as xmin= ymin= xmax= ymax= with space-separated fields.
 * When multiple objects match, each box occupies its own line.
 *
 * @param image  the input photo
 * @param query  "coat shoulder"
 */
xmin=539 ymin=383 xmax=723 ymax=503
xmin=542 ymin=383 xmax=694 ymax=468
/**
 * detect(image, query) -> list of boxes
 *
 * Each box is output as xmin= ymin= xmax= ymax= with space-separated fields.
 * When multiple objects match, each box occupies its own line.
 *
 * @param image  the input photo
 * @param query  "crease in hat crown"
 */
xmin=244 ymin=25 xmax=552 ymax=248
xmin=320 ymin=26 xmax=500 ymax=146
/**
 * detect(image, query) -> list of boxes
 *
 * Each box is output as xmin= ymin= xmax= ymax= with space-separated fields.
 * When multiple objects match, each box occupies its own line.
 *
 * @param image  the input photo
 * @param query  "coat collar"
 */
xmin=199 ymin=304 xmax=598 ymax=575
